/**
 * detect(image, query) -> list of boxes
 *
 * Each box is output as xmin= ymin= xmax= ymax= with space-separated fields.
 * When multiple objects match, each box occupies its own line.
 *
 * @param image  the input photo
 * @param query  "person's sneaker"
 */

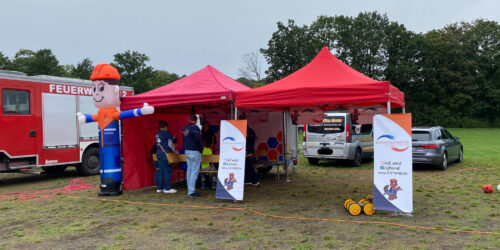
xmin=164 ymin=189 xmax=177 ymax=194
xmin=156 ymin=189 xmax=162 ymax=193
xmin=187 ymin=192 xmax=201 ymax=197
xmin=252 ymin=182 xmax=260 ymax=186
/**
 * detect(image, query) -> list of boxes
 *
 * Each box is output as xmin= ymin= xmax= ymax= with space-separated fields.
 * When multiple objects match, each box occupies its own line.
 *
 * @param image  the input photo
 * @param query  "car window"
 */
xmin=308 ymin=116 xmax=345 ymax=134
xmin=443 ymin=129 xmax=453 ymax=139
xmin=440 ymin=129 xmax=450 ymax=139
xmin=412 ymin=131 xmax=431 ymax=141
xmin=435 ymin=129 xmax=442 ymax=140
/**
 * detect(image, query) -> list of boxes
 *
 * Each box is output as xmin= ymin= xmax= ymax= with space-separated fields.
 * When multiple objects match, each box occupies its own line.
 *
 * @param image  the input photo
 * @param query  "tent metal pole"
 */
xmin=387 ymin=101 xmax=391 ymax=114
xmin=230 ymin=101 xmax=234 ymax=120
xmin=234 ymin=106 xmax=238 ymax=120
xmin=283 ymin=111 xmax=289 ymax=182
xmin=402 ymin=107 xmax=406 ymax=113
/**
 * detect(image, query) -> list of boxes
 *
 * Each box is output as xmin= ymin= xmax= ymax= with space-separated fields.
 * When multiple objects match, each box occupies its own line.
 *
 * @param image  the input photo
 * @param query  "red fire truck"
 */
xmin=0 ymin=71 xmax=134 ymax=175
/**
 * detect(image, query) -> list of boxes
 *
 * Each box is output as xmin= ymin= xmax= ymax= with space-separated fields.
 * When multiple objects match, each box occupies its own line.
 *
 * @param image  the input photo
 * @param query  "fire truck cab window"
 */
xmin=2 ymin=89 xmax=30 ymax=115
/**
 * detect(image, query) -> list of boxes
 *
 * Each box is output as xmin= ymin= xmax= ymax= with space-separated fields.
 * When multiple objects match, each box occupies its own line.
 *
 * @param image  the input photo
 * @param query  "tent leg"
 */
xmin=387 ymin=101 xmax=391 ymax=114
xmin=230 ymin=102 xmax=234 ymax=120
xmin=402 ymin=107 xmax=406 ymax=113
xmin=276 ymin=165 xmax=280 ymax=181
xmin=234 ymin=106 xmax=238 ymax=120
xmin=283 ymin=112 xmax=290 ymax=182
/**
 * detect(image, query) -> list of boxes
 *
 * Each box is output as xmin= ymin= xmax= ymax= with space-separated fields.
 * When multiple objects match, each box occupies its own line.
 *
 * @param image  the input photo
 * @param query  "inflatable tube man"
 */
xmin=77 ymin=64 xmax=154 ymax=196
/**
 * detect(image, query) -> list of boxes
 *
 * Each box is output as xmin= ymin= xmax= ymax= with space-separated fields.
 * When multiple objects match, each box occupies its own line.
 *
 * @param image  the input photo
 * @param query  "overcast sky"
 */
xmin=2 ymin=0 xmax=499 ymax=79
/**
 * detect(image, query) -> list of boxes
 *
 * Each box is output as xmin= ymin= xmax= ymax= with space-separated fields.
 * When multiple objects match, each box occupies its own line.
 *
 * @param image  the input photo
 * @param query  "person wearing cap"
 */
xmin=182 ymin=115 xmax=203 ymax=197
xmin=77 ymin=64 xmax=154 ymax=196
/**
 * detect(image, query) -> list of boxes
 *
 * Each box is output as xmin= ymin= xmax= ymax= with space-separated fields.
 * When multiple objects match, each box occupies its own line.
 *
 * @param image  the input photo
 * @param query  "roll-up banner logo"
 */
xmin=216 ymin=120 xmax=247 ymax=201
xmin=373 ymin=114 xmax=413 ymax=213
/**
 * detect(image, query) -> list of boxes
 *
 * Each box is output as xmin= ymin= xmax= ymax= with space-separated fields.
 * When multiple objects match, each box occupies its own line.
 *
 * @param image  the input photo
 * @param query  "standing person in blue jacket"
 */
xmin=155 ymin=120 xmax=177 ymax=194
xmin=183 ymin=115 xmax=203 ymax=197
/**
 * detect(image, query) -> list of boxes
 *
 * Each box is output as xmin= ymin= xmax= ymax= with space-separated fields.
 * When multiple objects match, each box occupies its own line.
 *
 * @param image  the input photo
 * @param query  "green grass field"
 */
xmin=448 ymin=128 xmax=500 ymax=167
xmin=0 ymin=129 xmax=499 ymax=249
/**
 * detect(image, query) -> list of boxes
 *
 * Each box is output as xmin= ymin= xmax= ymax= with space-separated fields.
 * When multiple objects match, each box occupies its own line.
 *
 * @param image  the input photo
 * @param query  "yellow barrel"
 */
xmin=348 ymin=203 xmax=361 ymax=216
xmin=345 ymin=200 xmax=356 ymax=210
xmin=363 ymin=203 xmax=375 ymax=215
xmin=358 ymin=199 xmax=368 ymax=204
xmin=365 ymin=195 xmax=373 ymax=203
xmin=344 ymin=199 xmax=354 ymax=209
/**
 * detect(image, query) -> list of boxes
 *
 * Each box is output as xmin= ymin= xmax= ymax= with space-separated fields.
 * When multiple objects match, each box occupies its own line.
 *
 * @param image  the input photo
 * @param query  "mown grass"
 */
xmin=0 ymin=129 xmax=498 ymax=249
xmin=448 ymin=128 xmax=500 ymax=166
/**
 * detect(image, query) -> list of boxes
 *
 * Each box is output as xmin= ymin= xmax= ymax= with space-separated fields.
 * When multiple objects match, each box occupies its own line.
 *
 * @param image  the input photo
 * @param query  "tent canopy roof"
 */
xmin=121 ymin=65 xmax=250 ymax=110
xmin=235 ymin=47 xmax=404 ymax=110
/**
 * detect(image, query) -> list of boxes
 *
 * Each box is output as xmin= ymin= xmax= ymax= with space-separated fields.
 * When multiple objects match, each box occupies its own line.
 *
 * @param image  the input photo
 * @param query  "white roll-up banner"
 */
xmin=216 ymin=120 xmax=247 ymax=201
xmin=373 ymin=114 xmax=413 ymax=213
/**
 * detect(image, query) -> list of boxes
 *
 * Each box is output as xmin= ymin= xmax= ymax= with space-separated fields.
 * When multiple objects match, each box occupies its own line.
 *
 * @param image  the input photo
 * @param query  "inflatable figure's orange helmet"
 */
xmin=90 ymin=64 xmax=121 ymax=81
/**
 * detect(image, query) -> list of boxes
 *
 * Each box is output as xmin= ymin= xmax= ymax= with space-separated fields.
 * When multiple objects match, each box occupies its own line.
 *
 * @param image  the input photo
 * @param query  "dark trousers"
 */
xmin=156 ymin=153 xmax=173 ymax=190
xmin=244 ymin=156 xmax=259 ymax=184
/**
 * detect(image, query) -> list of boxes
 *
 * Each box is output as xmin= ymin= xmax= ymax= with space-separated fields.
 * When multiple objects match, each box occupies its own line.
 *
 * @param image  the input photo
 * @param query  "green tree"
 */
xmin=262 ymin=13 xmax=500 ymax=127
xmin=463 ymin=20 xmax=500 ymax=125
xmin=10 ymin=49 xmax=64 ymax=76
xmin=146 ymin=70 xmax=183 ymax=90
xmin=260 ymin=20 xmax=322 ymax=81
xmin=111 ymin=50 xmax=155 ymax=93
xmin=311 ymin=12 xmax=400 ymax=80
xmin=235 ymin=77 xmax=267 ymax=88
xmin=70 ymin=58 xmax=94 ymax=80
xmin=0 ymin=52 xmax=10 ymax=70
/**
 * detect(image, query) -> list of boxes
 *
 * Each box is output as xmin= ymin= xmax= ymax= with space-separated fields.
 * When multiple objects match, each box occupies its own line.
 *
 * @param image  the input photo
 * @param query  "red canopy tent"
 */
xmin=121 ymin=65 xmax=250 ymax=110
xmin=235 ymin=47 xmax=405 ymax=110
xmin=120 ymin=66 xmax=250 ymax=190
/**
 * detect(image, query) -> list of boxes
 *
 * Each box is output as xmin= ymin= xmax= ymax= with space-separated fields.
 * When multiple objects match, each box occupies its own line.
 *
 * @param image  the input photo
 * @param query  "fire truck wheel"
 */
xmin=42 ymin=165 xmax=68 ymax=175
xmin=77 ymin=147 xmax=100 ymax=176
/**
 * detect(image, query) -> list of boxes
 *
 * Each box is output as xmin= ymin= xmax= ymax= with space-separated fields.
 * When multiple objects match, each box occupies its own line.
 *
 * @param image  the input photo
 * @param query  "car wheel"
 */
xmin=456 ymin=147 xmax=463 ymax=163
xmin=439 ymin=152 xmax=448 ymax=171
xmin=307 ymin=158 xmax=320 ymax=165
xmin=352 ymin=148 xmax=362 ymax=167
xmin=77 ymin=147 xmax=100 ymax=176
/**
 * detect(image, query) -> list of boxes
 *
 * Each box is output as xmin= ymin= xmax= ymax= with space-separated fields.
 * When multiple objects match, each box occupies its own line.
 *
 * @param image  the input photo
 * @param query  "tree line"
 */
xmin=1 ymin=11 xmax=498 ymax=127
xmin=0 ymin=50 xmax=183 ymax=94
xmin=258 ymin=12 xmax=499 ymax=127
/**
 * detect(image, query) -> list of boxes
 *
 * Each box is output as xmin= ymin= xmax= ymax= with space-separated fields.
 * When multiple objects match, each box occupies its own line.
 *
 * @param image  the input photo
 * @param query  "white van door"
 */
xmin=325 ymin=115 xmax=347 ymax=157
xmin=306 ymin=115 xmax=347 ymax=158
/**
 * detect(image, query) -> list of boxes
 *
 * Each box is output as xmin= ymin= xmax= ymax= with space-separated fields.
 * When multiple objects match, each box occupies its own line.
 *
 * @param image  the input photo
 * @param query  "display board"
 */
xmin=216 ymin=120 xmax=247 ymax=201
xmin=373 ymin=114 xmax=413 ymax=213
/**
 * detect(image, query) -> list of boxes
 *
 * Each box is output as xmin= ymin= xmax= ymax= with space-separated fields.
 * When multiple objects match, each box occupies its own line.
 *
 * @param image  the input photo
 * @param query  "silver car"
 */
xmin=412 ymin=126 xmax=463 ymax=170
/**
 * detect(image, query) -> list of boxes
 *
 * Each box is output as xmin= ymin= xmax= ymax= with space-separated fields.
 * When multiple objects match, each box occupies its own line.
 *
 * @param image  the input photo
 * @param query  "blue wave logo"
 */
xmin=377 ymin=134 xmax=395 ymax=140
xmin=376 ymin=134 xmax=408 ymax=152
xmin=223 ymin=137 xmax=235 ymax=142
